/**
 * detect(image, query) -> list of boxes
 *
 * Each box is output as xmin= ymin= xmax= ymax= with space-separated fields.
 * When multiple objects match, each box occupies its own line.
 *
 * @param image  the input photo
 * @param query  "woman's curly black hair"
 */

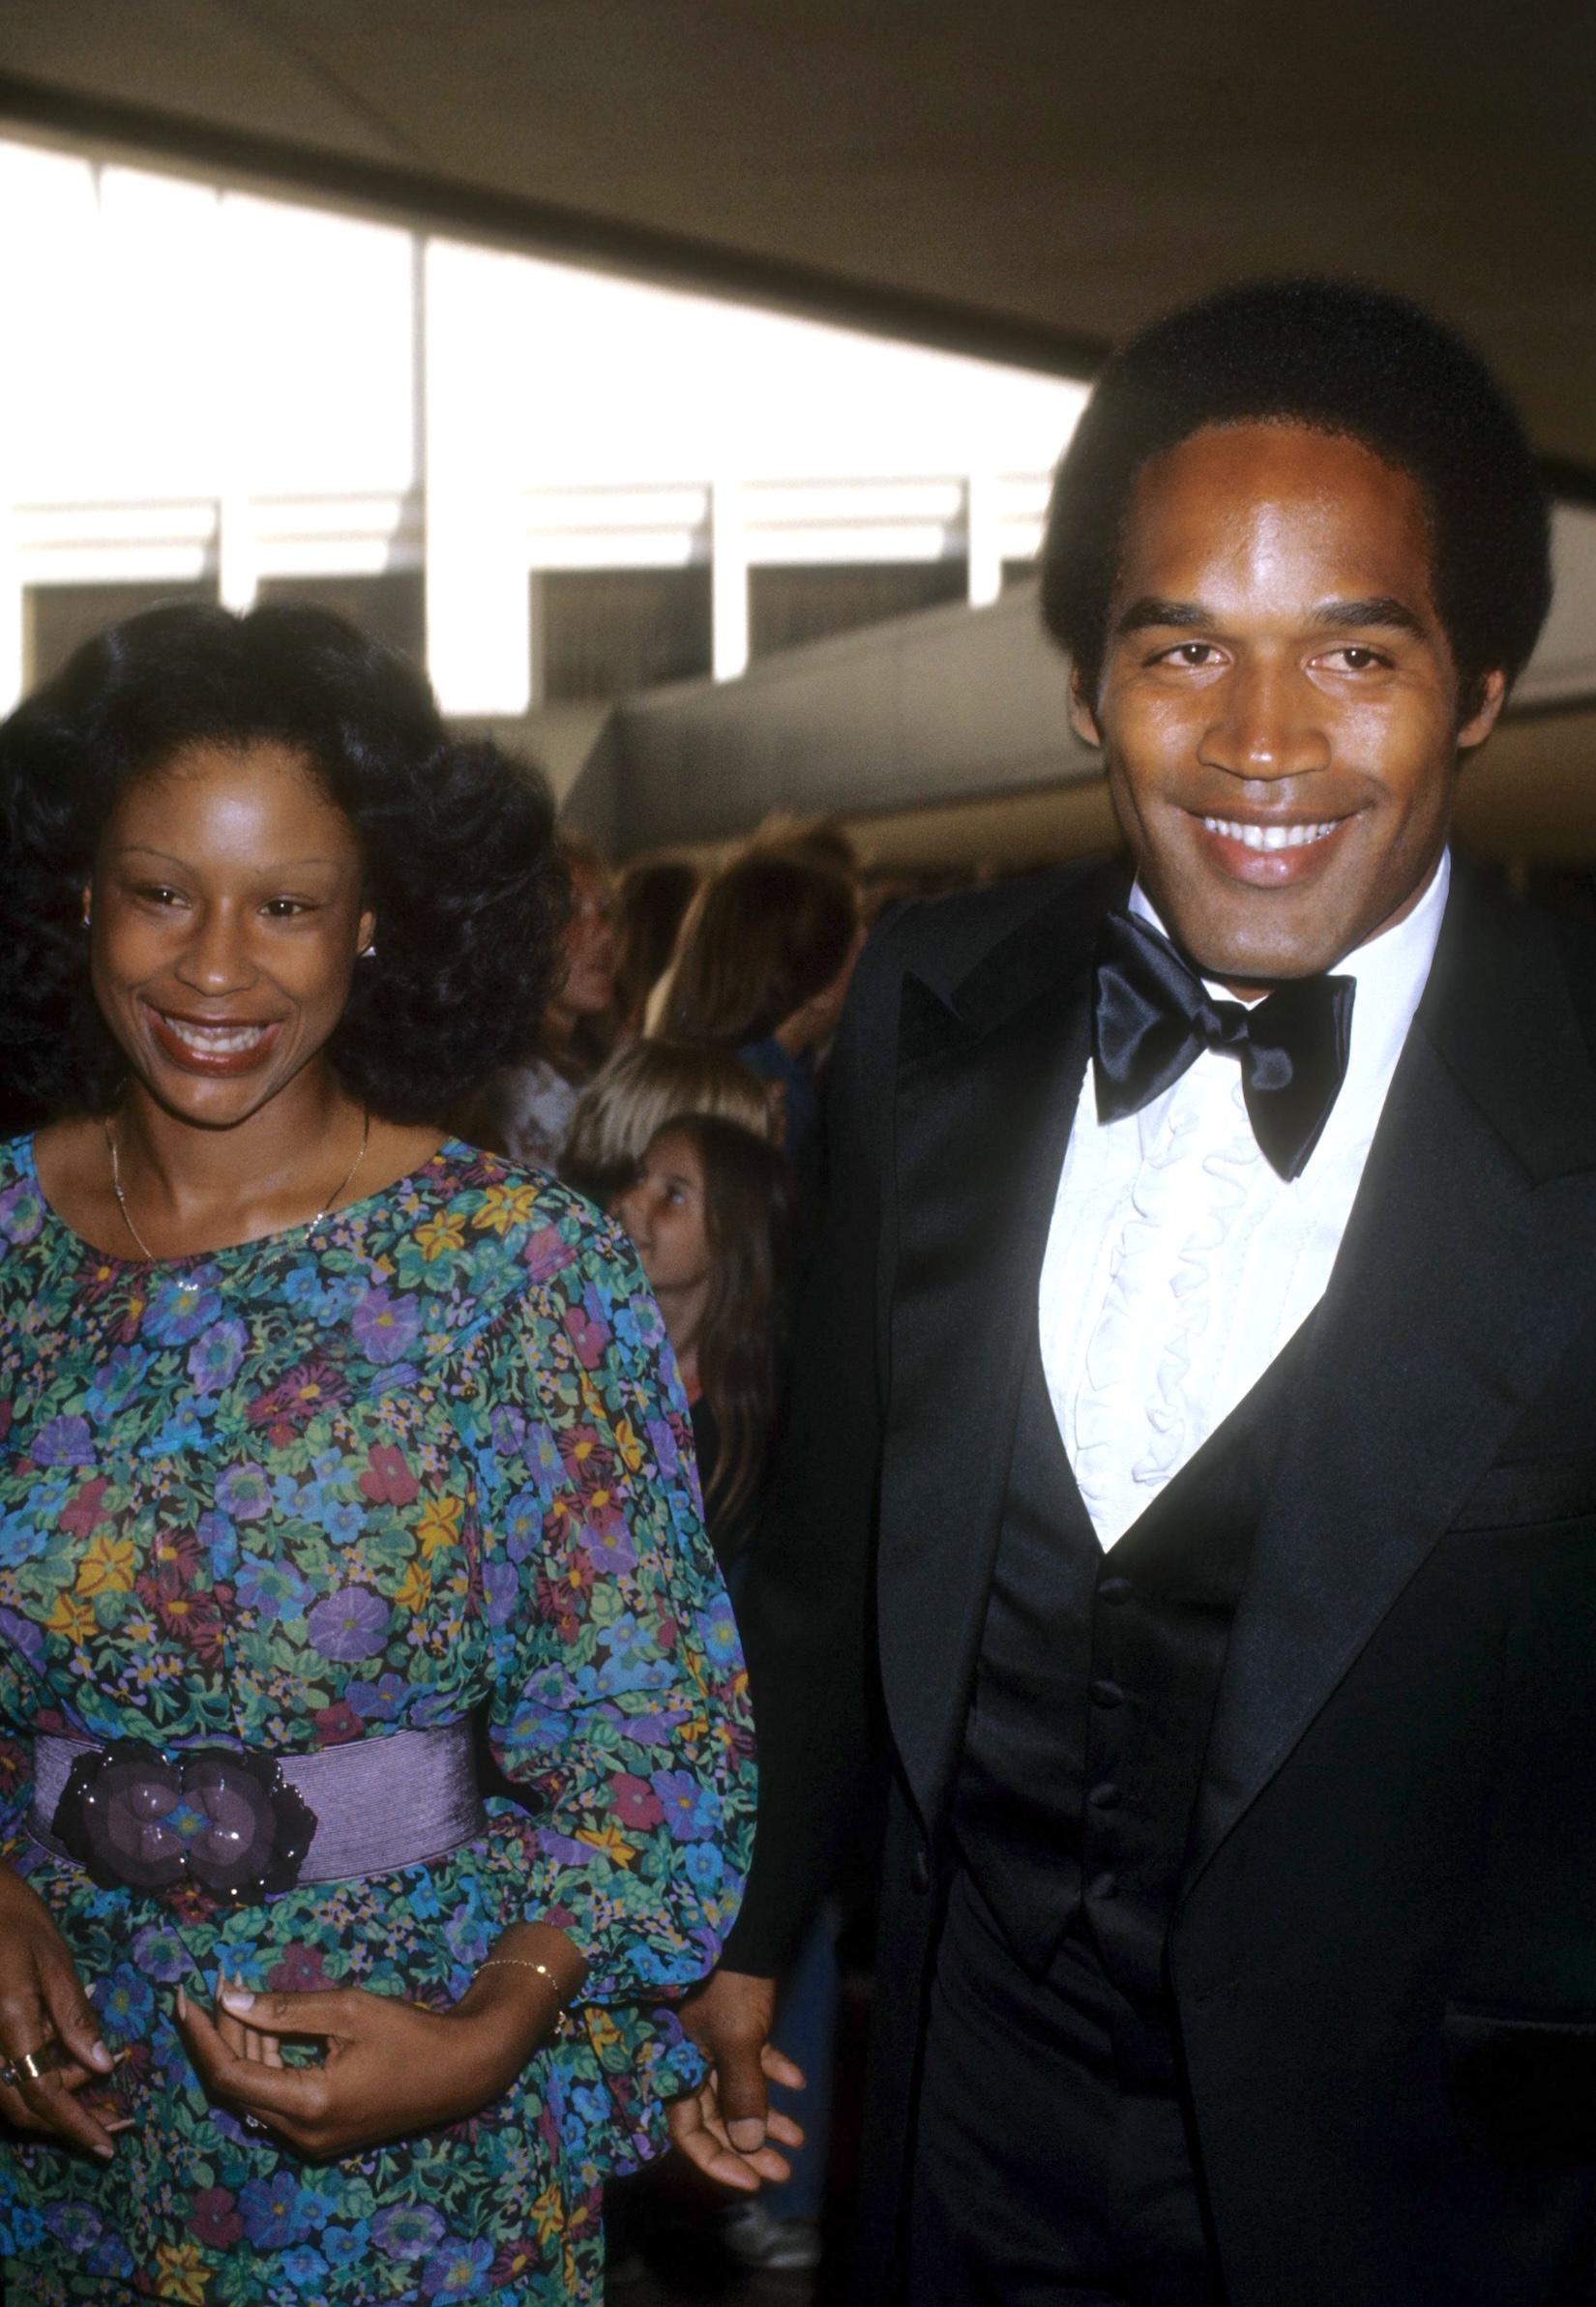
xmin=1041 ymin=277 xmax=1552 ymax=718
xmin=0 ymin=601 xmax=570 ymax=1124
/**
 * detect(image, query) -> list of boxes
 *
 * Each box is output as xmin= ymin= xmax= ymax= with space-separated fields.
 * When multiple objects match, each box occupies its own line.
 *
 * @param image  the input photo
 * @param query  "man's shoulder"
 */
xmin=860 ymin=858 xmax=1121 ymax=1010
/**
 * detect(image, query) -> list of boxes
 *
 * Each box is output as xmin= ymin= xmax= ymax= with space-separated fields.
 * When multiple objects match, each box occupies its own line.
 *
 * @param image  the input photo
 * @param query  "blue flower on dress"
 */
xmin=371 ymin=2202 xmax=445 ymax=2259
xmin=317 ymin=1497 xmax=366 ymax=1547
xmin=350 ymin=1287 xmax=423 ymax=1366
xmin=197 ymin=1509 xmax=239 ymax=1579
xmin=145 ymin=1275 xmax=222 ymax=1345
xmin=99 ymin=1965 xmax=156 ymax=2036
xmin=131 ymin=1923 xmax=190 ymax=1984
xmin=483 ymin=1560 xmax=518 ymax=1627
xmin=235 ymin=1557 xmax=310 ymax=1621
xmin=216 ymin=1464 xmax=272 ymax=1523
xmin=82 ymin=1344 xmax=150 ymax=1420
xmin=44 ymin=2199 xmax=103 ymax=2249
xmin=651 ymin=1768 xmax=717 ymax=1842
xmin=307 ymin=1584 xmax=391 ymax=1662
xmin=422 ymin=2234 xmax=494 ymax=2299
xmin=280 ymin=2242 xmax=330 ymax=2290
xmin=239 ymin=2174 xmax=312 ymax=2250
xmin=320 ymin=2220 xmax=371 ymax=2268
xmin=501 ymin=1487 xmax=544 ymax=1562
xmin=347 ymin=1671 xmax=408 ymax=1721
xmin=188 ymin=1316 xmax=250 ymax=1395
xmin=31 ymin=1414 xmax=94 ymax=1468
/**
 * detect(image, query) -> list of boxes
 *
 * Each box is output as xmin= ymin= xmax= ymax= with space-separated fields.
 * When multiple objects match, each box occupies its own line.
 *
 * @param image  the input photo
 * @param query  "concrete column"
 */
xmin=217 ymin=492 xmax=257 ymax=612
xmin=424 ymin=239 xmax=532 ymax=716
xmin=966 ymin=469 xmax=1002 ymax=608
xmin=711 ymin=474 xmax=750 ymax=681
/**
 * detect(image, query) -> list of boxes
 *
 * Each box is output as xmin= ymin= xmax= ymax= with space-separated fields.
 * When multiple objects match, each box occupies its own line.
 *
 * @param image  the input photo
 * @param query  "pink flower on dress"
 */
xmin=359 ymin=1443 xmax=419 ymax=1506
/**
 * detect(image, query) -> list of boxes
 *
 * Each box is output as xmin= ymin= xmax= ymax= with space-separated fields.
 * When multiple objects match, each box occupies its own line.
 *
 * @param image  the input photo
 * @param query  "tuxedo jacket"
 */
xmin=725 ymin=856 xmax=1596 ymax=2305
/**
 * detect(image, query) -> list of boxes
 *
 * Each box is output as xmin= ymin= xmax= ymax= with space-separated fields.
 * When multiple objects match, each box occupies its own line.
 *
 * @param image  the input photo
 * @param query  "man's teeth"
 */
xmin=161 ymin=1016 xmax=271 ymax=1054
xmin=1202 ymin=817 xmax=1342 ymax=853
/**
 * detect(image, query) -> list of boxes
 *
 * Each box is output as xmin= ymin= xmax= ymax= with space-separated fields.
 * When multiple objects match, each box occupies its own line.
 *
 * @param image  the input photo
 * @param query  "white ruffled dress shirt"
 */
xmin=1039 ymin=853 xmax=1450 ymax=1549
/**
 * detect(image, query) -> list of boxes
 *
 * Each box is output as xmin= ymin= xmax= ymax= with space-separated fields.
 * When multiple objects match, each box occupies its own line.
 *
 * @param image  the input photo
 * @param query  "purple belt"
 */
xmin=28 ymin=1723 xmax=486 ymax=1905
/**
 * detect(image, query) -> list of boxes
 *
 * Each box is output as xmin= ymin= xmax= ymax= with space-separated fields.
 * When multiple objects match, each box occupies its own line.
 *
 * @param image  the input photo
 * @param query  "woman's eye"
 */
xmin=1156 ymin=642 xmax=1220 ymax=667
xmin=136 ymin=884 xmax=183 ymax=905
xmin=1334 ymin=646 xmax=1386 ymax=671
xmin=262 ymin=899 xmax=310 ymax=919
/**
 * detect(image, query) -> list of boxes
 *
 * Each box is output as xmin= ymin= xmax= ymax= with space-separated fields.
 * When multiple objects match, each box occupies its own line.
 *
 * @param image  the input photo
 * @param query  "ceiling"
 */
xmin=3 ymin=0 xmax=1594 ymax=479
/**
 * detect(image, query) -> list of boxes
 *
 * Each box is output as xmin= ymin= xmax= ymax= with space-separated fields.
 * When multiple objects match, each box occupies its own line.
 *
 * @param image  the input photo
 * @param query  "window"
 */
xmin=24 ymin=580 xmax=217 ymax=690
xmin=256 ymin=574 xmax=425 ymax=665
xmin=749 ymin=561 xmax=967 ymax=661
xmin=534 ymin=567 xmax=712 ymax=703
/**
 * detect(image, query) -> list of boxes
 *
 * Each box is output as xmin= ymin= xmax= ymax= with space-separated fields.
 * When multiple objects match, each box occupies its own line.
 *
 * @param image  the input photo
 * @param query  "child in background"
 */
xmin=613 ymin=1115 xmax=791 ymax=1571
xmin=561 ymin=1039 xmax=775 ymax=1217
xmin=613 ymin=1116 xmax=829 ymax=2274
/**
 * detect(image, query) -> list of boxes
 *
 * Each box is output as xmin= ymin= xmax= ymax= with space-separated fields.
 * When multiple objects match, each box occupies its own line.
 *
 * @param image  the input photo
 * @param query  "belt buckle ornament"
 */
xmin=49 ymin=1739 xmax=316 ymax=1904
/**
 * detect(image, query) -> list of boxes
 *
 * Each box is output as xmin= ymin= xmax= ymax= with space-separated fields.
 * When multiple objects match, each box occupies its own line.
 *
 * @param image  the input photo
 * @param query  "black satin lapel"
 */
xmin=878 ymin=965 xmax=1093 ymax=1832
xmin=1188 ymin=1024 xmax=1596 ymax=1885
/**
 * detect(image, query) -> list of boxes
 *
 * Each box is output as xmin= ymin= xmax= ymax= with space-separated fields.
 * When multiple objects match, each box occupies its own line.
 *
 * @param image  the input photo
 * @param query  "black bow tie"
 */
xmin=1091 ymin=908 xmax=1355 ymax=1181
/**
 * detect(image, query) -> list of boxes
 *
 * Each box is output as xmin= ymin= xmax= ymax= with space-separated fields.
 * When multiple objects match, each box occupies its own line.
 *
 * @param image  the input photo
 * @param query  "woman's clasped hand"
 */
xmin=176 ymin=1927 xmax=583 ymax=2161
xmin=0 ymin=1868 xmax=121 ymax=2158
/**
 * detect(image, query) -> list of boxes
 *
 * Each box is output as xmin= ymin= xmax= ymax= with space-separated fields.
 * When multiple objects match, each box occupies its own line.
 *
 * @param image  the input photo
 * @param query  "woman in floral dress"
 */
xmin=0 ymin=604 xmax=757 ymax=2304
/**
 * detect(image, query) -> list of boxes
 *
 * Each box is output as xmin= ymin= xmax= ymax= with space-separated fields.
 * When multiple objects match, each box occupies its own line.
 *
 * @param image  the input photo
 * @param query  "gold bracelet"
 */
xmin=476 ymin=1957 xmax=575 ymax=2035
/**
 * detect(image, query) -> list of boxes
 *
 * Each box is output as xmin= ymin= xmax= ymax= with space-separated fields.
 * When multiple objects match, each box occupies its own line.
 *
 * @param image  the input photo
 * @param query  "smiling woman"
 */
xmin=0 ymin=605 xmax=755 ymax=2307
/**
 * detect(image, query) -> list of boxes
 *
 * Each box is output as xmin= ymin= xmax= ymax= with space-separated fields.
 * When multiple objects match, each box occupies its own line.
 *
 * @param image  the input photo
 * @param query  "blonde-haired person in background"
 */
xmin=560 ymin=1039 xmax=777 ymax=1212
xmin=650 ymin=851 xmax=862 ymax=1201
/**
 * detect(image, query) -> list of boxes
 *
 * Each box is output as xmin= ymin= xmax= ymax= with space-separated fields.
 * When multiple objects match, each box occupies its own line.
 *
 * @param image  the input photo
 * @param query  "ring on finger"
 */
xmin=0 ymin=2040 xmax=59 ymax=2089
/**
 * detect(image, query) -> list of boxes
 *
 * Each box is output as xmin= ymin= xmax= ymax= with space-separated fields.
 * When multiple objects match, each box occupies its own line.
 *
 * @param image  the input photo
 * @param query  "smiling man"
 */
xmin=672 ymin=280 xmax=1596 ymax=2304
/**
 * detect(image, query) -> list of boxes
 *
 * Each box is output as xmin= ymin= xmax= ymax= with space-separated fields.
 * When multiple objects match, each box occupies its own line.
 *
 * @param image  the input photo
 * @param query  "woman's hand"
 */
xmin=0 ymin=1861 xmax=121 ymax=2157
xmin=175 ymin=1925 xmax=583 ymax=2160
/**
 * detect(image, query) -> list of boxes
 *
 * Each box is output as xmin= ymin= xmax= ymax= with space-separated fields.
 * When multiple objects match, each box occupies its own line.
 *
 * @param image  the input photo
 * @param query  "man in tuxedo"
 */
xmin=671 ymin=279 xmax=1596 ymax=2303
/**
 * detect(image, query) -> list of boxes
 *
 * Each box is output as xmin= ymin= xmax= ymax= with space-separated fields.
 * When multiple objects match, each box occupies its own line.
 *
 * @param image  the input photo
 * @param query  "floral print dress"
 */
xmin=0 ymin=1137 xmax=754 ymax=2306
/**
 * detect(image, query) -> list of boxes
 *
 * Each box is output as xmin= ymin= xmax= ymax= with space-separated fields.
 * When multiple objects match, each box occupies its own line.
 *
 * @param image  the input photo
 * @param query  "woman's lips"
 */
xmin=1190 ymin=812 xmax=1355 ymax=887
xmin=144 ymin=1005 xmax=283 ymax=1076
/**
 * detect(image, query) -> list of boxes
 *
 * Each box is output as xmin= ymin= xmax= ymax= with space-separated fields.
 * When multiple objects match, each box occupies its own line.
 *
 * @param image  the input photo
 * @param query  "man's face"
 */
xmin=1071 ymin=422 xmax=1507 ymax=985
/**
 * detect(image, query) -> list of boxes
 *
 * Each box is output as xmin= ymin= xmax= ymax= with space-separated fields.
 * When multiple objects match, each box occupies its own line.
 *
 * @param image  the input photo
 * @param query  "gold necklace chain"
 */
xmin=104 ymin=1110 xmax=371 ymax=1263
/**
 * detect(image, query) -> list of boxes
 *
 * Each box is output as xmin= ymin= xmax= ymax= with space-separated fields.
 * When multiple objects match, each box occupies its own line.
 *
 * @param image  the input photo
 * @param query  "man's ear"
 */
xmin=1068 ymin=665 xmax=1105 ymax=751
xmin=1458 ymin=666 xmax=1508 ymax=754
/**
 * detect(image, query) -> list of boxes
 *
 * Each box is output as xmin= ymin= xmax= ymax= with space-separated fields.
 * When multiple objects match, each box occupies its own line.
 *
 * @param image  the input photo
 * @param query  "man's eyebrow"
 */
xmin=1113 ymin=597 xmax=1211 ymax=636
xmin=1309 ymin=596 xmax=1427 ymax=636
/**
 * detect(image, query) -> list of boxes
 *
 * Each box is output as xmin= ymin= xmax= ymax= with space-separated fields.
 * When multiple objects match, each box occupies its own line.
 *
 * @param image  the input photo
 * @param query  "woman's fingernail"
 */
xmin=88 ymin=2039 xmax=113 ymax=2073
xmin=220 ymin=1987 xmax=254 ymax=2014
xmin=93 ymin=2143 xmax=113 ymax=2160
xmin=175 ymin=1989 xmax=188 ymax=2021
xmin=728 ymin=2118 xmax=766 ymax=2151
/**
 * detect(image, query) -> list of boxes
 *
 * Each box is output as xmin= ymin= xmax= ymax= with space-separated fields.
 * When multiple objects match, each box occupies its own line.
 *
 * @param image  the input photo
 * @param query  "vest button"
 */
xmin=1088 ymin=1781 xmax=1122 ymax=1810
xmin=1098 ymin=1577 xmax=1133 ymax=1606
xmin=1088 ymin=1870 xmax=1118 ymax=1901
xmin=1088 ymin=1678 xmax=1124 ymax=1708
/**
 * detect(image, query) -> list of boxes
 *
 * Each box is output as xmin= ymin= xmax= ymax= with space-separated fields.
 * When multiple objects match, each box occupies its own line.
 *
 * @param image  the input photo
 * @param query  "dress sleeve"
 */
xmin=475 ymin=1214 xmax=756 ymax=2004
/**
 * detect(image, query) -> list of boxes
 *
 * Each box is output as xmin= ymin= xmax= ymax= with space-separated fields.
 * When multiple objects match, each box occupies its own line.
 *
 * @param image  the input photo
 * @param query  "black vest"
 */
xmin=952 ymin=1317 xmax=1311 ymax=2006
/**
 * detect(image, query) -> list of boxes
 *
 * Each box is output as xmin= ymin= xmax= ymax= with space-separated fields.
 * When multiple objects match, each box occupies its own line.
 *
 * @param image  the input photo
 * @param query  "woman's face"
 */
xmin=557 ymin=861 xmax=617 ymax=1020
xmin=612 ymin=1128 xmax=712 ymax=1298
xmin=87 ymin=738 xmax=373 ymax=1128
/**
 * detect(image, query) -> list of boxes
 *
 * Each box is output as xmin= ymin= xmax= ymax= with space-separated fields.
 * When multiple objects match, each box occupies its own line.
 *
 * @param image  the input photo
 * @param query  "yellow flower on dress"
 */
xmin=394 ymin=1559 xmax=432 ymax=1616
xmin=414 ymin=1211 xmax=465 ymax=1262
xmin=415 ymin=1494 xmax=464 ymax=1556
xmin=612 ymin=1417 xmax=644 ymax=1474
xmin=45 ymin=1590 xmax=96 ymax=1646
xmin=575 ymin=1819 xmax=637 ymax=1867
xmin=75 ymin=1531 xmax=136 ymax=1597
xmin=473 ymin=1181 xmax=539 ymax=1237
xmin=153 ymin=2242 xmax=209 ymax=2304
